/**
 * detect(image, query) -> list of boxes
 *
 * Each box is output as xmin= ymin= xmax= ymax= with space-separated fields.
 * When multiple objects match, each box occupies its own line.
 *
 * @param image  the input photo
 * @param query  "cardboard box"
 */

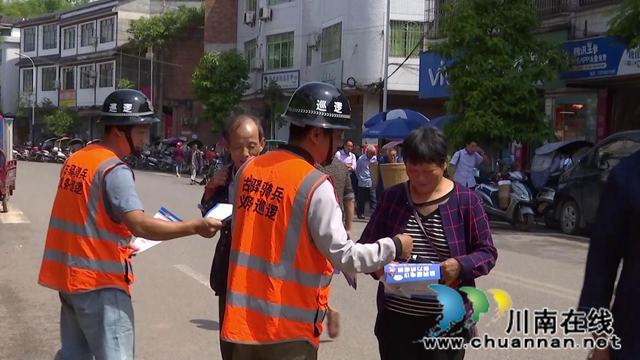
xmin=382 ymin=263 xmax=441 ymax=299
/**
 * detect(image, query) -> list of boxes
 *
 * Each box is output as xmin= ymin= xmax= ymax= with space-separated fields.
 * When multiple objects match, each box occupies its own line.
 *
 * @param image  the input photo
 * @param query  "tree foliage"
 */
xmin=607 ymin=0 xmax=640 ymax=49
xmin=117 ymin=78 xmax=136 ymax=89
xmin=44 ymin=109 xmax=81 ymax=137
xmin=191 ymin=50 xmax=251 ymax=131
xmin=263 ymin=80 xmax=287 ymax=129
xmin=431 ymin=0 xmax=571 ymax=148
xmin=127 ymin=4 xmax=204 ymax=51
xmin=0 ymin=0 xmax=89 ymax=18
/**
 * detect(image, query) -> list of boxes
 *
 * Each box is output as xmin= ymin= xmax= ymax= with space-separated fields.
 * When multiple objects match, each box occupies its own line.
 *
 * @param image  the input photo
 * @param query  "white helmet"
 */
xmin=52 ymin=147 xmax=59 ymax=153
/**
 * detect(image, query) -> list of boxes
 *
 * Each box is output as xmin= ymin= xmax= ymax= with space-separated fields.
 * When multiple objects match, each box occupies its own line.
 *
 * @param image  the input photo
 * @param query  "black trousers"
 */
xmin=356 ymin=186 xmax=377 ymax=216
xmin=376 ymin=309 xmax=467 ymax=360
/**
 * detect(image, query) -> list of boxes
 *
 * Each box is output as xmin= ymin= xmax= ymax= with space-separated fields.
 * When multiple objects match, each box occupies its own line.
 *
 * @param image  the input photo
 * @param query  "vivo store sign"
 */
xmin=561 ymin=36 xmax=640 ymax=81
xmin=418 ymin=52 xmax=545 ymax=99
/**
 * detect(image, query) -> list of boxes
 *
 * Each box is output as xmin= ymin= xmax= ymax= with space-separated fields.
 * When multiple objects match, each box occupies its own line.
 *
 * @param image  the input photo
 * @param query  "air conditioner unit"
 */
xmin=89 ymin=69 xmax=97 ymax=78
xmin=53 ymin=80 xmax=61 ymax=89
xmin=307 ymin=33 xmax=321 ymax=49
xmin=258 ymin=7 xmax=272 ymax=21
xmin=88 ymin=78 xmax=96 ymax=87
xmin=244 ymin=11 xmax=255 ymax=25
xmin=251 ymin=57 xmax=263 ymax=70
xmin=90 ymin=37 xmax=97 ymax=46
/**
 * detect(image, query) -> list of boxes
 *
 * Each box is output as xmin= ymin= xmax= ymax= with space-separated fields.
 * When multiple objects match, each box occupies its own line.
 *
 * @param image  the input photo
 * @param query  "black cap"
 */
xmin=97 ymin=89 xmax=160 ymax=126
xmin=281 ymin=81 xmax=354 ymax=130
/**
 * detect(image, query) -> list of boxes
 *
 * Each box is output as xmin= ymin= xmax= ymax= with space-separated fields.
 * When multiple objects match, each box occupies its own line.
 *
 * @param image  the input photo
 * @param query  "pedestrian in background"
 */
xmin=578 ymin=149 xmax=640 ymax=360
xmin=356 ymin=144 xmax=377 ymax=219
xmin=448 ymin=139 xmax=489 ymax=188
xmin=190 ymin=144 xmax=203 ymax=185
xmin=335 ymin=138 xmax=358 ymax=198
xmin=38 ymin=89 xmax=222 ymax=360
xmin=200 ymin=114 xmax=265 ymax=360
xmin=173 ymin=142 xmax=184 ymax=177
xmin=358 ymin=126 xmax=497 ymax=360
xmin=315 ymin=155 xmax=356 ymax=339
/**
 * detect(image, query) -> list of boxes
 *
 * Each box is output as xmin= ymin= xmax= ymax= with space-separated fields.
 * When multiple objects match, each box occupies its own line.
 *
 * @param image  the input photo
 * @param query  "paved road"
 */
xmin=0 ymin=162 xmax=596 ymax=360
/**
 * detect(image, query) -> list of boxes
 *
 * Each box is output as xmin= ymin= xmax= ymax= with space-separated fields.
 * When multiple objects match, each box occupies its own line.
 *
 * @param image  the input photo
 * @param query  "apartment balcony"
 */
xmin=427 ymin=0 xmax=620 ymax=38
xmin=535 ymin=0 xmax=621 ymax=18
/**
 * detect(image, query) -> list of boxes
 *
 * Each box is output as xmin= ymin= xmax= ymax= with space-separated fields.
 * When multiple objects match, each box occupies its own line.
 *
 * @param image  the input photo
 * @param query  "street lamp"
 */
xmin=15 ymin=52 xmax=36 ymax=143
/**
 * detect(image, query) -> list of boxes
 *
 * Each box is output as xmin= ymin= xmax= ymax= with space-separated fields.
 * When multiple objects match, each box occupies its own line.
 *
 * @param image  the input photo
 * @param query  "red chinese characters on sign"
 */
xmin=59 ymin=90 xmax=76 ymax=107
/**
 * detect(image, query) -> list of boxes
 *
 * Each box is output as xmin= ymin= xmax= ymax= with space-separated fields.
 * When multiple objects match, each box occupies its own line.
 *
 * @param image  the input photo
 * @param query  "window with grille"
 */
xmin=390 ymin=21 xmax=425 ymax=58
xmin=244 ymin=39 xmax=257 ymax=63
xmin=61 ymin=67 xmax=75 ymax=90
xmin=23 ymin=27 xmax=36 ymax=52
xmin=267 ymin=31 xmax=294 ymax=70
xmin=42 ymin=67 xmax=56 ymax=91
xmin=43 ymin=24 xmax=57 ymax=50
xmin=100 ymin=18 xmax=115 ymax=43
xmin=63 ymin=27 xmax=76 ymax=50
xmin=22 ymin=69 xmax=34 ymax=93
xmin=246 ymin=0 xmax=257 ymax=11
xmin=80 ymin=65 xmax=94 ymax=89
xmin=321 ymin=22 xmax=342 ymax=63
xmin=98 ymin=62 xmax=114 ymax=88
xmin=80 ymin=23 xmax=95 ymax=47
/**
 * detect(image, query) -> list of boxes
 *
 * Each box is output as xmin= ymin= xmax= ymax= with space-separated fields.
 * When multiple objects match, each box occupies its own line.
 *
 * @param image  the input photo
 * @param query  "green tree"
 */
xmin=191 ymin=50 xmax=251 ymax=131
xmin=431 ymin=0 xmax=571 ymax=148
xmin=127 ymin=4 xmax=204 ymax=52
xmin=0 ymin=0 xmax=89 ymax=17
xmin=607 ymin=0 xmax=640 ymax=48
xmin=117 ymin=78 xmax=136 ymax=89
xmin=44 ymin=109 xmax=81 ymax=137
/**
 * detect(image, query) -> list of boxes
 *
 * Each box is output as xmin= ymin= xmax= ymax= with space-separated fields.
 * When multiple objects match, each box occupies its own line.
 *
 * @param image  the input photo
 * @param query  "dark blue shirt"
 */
xmin=578 ymin=150 xmax=640 ymax=360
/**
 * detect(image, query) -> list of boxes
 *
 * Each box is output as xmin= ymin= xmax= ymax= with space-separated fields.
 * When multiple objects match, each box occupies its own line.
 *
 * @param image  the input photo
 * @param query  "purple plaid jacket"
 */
xmin=358 ymin=181 xmax=497 ymax=335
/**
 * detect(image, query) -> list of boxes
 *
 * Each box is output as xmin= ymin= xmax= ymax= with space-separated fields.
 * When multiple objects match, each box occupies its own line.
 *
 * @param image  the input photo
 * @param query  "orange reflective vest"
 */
xmin=221 ymin=150 xmax=335 ymax=348
xmin=38 ymin=145 xmax=135 ymax=295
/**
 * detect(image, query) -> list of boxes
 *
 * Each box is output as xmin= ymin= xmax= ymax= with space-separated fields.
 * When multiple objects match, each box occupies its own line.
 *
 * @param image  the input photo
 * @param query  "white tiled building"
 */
xmin=0 ymin=16 xmax=22 ymax=116
xmin=236 ymin=0 xmax=437 ymax=142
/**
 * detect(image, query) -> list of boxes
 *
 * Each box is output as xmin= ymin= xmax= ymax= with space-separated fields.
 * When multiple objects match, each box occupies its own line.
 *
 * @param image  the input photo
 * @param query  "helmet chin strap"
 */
xmin=320 ymin=129 xmax=335 ymax=166
xmin=122 ymin=127 xmax=141 ymax=157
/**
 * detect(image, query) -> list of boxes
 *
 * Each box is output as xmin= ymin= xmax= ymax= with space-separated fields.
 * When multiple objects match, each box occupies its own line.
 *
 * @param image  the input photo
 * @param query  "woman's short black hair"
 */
xmin=402 ymin=126 xmax=448 ymax=166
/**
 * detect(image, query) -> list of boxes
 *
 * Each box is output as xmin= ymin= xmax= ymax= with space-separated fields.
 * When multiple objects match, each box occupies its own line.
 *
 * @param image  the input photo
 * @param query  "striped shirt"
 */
xmin=385 ymin=199 xmax=452 ymax=316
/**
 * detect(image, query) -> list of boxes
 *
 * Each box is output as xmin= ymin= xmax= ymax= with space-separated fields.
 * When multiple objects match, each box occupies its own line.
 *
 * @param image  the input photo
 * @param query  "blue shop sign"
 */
xmin=418 ymin=51 xmax=454 ymax=99
xmin=561 ymin=36 xmax=640 ymax=80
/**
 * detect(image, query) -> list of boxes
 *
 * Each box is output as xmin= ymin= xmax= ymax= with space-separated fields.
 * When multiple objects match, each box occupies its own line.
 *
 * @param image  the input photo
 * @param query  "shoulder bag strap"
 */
xmin=403 ymin=182 xmax=446 ymax=262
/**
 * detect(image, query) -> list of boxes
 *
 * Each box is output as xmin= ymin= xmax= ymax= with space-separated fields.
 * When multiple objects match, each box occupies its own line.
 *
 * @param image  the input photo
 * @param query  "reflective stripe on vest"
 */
xmin=226 ymin=168 xmax=331 ymax=325
xmin=47 ymin=157 xmax=131 ymax=248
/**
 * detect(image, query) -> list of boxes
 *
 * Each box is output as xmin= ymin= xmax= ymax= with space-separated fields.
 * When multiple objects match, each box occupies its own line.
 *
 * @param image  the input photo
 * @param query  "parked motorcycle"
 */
xmin=475 ymin=171 xmax=535 ymax=232
xmin=51 ymin=147 xmax=67 ymax=164
xmin=528 ymin=139 xmax=593 ymax=229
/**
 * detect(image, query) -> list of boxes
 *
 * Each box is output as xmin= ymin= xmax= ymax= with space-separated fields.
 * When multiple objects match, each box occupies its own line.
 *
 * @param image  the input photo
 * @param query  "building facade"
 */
xmin=14 ymin=0 xmax=201 ymax=142
xmin=228 ymin=0 xmax=434 ymax=143
xmin=0 ymin=16 xmax=22 ymax=118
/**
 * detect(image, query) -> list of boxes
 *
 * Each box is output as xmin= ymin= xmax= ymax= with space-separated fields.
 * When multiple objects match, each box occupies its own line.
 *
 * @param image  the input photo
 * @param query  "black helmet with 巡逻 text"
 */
xmin=97 ymin=89 xmax=159 ymax=127
xmin=281 ymin=82 xmax=354 ymax=130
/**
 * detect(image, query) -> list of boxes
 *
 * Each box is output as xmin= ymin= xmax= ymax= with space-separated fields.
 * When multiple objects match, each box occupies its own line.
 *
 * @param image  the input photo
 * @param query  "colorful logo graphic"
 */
xmin=427 ymin=285 xmax=512 ymax=337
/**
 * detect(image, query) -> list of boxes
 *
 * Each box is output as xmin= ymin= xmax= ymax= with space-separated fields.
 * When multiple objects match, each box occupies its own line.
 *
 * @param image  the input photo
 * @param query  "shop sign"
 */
xmin=418 ymin=51 xmax=454 ymax=99
xmin=261 ymin=70 xmax=300 ymax=90
xmin=318 ymin=60 xmax=343 ymax=88
xmin=59 ymin=89 xmax=76 ymax=107
xmin=561 ymin=36 xmax=640 ymax=81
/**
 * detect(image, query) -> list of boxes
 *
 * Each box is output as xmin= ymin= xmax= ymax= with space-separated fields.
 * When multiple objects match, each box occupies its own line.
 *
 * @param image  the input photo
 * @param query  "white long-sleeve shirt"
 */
xmin=307 ymin=179 xmax=396 ymax=273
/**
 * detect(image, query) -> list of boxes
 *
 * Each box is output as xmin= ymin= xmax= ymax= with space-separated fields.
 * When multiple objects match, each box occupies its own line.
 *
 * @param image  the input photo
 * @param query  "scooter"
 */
xmin=474 ymin=171 xmax=535 ymax=232
xmin=534 ymin=187 xmax=557 ymax=228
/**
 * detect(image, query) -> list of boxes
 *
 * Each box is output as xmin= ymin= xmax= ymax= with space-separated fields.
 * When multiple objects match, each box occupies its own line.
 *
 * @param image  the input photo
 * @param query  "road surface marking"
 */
xmin=174 ymin=264 xmax=209 ymax=288
xmin=0 ymin=205 xmax=29 ymax=224
xmin=491 ymin=270 xmax=580 ymax=300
